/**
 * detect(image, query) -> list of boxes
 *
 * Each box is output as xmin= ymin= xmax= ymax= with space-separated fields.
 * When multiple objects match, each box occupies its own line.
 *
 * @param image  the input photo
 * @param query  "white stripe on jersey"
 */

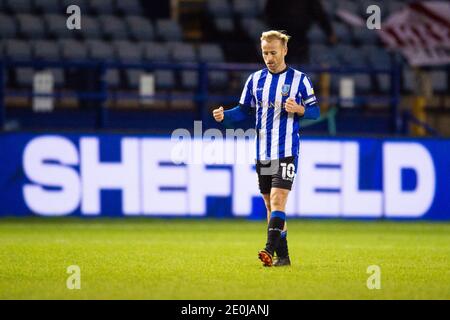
xmin=259 ymin=72 xmax=272 ymax=160
xmin=303 ymin=75 xmax=314 ymax=96
xmin=239 ymin=75 xmax=252 ymax=105
xmin=270 ymin=72 xmax=287 ymax=159
xmin=304 ymin=96 xmax=316 ymax=105
xmin=284 ymin=71 xmax=302 ymax=158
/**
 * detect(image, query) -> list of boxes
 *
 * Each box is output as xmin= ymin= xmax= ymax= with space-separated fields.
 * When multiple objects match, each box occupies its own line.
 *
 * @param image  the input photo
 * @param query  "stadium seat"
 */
xmin=86 ymin=39 xmax=115 ymax=62
xmin=154 ymin=70 xmax=175 ymax=90
xmin=15 ymin=67 xmax=34 ymax=87
xmin=125 ymin=16 xmax=155 ymax=41
xmin=352 ymin=27 xmax=379 ymax=45
xmin=307 ymin=25 xmax=328 ymax=44
xmin=32 ymin=40 xmax=60 ymax=60
xmin=171 ymin=42 xmax=198 ymax=90
xmin=5 ymin=0 xmax=32 ymax=13
xmin=363 ymin=45 xmax=392 ymax=93
xmin=387 ymin=1 xmax=405 ymax=16
xmin=4 ymin=40 xmax=32 ymax=60
xmin=113 ymin=40 xmax=142 ymax=63
xmin=241 ymin=18 xmax=268 ymax=41
xmin=99 ymin=15 xmax=129 ymax=40
xmin=34 ymin=0 xmax=60 ymax=14
xmin=207 ymin=0 xmax=233 ymax=18
xmin=59 ymin=39 xmax=88 ymax=60
xmin=0 ymin=13 xmax=17 ymax=39
xmin=431 ymin=71 xmax=448 ymax=93
xmin=402 ymin=67 xmax=415 ymax=93
xmin=155 ymin=19 xmax=183 ymax=41
xmin=116 ymin=0 xmax=142 ymax=16
xmin=336 ymin=0 xmax=359 ymax=15
xmin=77 ymin=16 xmax=103 ymax=39
xmin=171 ymin=42 xmax=197 ymax=63
xmin=198 ymin=44 xmax=228 ymax=88
xmin=335 ymin=44 xmax=368 ymax=67
xmin=89 ymin=0 xmax=115 ymax=15
xmin=309 ymin=44 xmax=340 ymax=67
xmin=232 ymin=0 xmax=257 ymax=18
xmin=332 ymin=22 xmax=352 ymax=44
xmin=213 ymin=18 xmax=235 ymax=33
xmin=142 ymin=42 xmax=171 ymax=62
xmin=17 ymin=14 xmax=46 ymax=39
xmin=44 ymin=14 xmax=74 ymax=39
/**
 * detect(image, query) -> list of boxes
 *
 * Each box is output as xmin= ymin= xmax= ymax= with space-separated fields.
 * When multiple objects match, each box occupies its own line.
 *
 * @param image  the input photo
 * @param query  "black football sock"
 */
xmin=275 ymin=231 xmax=289 ymax=258
xmin=264 ymin=211 xmax=286 ymax=255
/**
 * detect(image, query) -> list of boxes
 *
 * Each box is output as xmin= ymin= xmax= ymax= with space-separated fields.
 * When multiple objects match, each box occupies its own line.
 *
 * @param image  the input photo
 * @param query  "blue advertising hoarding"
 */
xmin=0 ymin=132 xmax=449 ymax=220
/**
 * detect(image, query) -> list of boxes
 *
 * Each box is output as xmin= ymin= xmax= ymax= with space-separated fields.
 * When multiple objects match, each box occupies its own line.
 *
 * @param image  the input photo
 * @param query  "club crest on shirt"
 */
xmin=281 ymin=84 xmax=290 ymax=96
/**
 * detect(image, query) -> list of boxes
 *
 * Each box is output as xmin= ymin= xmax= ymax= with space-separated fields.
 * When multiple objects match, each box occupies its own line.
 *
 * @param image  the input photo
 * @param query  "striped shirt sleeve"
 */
xmin=299 ymin=74 xmax=318 ymax=107
xmin=239 ymin=74 xmax=254 ymax=107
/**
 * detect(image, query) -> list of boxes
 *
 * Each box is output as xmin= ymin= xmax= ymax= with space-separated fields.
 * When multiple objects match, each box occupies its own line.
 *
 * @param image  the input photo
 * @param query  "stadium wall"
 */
xmin=0 ymin=132 xmax=449 ymax=220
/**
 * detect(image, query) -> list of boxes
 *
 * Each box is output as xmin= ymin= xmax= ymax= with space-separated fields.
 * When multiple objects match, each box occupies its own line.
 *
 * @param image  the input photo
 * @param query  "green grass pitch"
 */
xmin=0 ymin=218 xmax=449 ymax=300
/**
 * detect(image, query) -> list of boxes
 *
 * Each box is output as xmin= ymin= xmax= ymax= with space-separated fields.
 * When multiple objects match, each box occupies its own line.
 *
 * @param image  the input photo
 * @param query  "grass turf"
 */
xmin=0 ymin=218 xmax=449 ymax=300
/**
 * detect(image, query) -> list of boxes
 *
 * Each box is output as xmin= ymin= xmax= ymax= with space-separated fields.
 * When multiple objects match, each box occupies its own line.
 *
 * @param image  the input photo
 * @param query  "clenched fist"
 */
xmin=285 ymin=97 xmax=305 ymax=116
xmin=212 ymin=106 xmax=224 ymax=122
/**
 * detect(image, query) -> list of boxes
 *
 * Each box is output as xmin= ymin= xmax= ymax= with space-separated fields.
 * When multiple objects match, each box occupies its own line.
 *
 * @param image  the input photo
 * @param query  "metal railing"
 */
xmin=0 ymin=59 xmax=401 ymax=134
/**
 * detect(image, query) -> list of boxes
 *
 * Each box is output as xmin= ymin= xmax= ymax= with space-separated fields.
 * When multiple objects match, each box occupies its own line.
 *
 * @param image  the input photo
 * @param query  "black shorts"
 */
xmin=256 ymin=156 xmax=298 ymax=194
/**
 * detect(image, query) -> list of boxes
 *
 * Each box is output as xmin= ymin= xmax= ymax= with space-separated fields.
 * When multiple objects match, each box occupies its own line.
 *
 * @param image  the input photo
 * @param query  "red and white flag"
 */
xmin=378 ymin=1 xmax=450 ymax=66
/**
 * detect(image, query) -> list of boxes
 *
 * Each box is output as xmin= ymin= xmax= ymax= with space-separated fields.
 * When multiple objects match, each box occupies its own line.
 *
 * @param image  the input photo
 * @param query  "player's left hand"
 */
xmin=285 ymin=97 xmax=305 ymax=116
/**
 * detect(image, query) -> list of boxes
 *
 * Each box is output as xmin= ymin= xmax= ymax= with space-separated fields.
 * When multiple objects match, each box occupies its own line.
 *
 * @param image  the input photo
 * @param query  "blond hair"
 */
xmin=260 ymin=30 xmax=291 ymax=47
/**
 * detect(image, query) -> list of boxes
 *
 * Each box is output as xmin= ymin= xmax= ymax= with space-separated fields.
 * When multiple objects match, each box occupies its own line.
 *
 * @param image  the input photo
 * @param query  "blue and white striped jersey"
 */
xmin=239 ymin=66 xmax=319 ymax=161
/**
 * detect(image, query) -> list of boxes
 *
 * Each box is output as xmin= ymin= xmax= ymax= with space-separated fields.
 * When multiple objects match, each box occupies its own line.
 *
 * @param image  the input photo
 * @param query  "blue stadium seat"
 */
xmin=363 ymin=45 xmax=392 ymax=93
xmin=431 ymin=71 xmax=448 ymax=93
xmin=125 ymin=16 xmax=154 ymax=41
xmin=333 ymin=22 xmax=353 ymax=44
xmin=0 ymin=13 xmax=17 ymax=39
xmin=207 ymin=0 xmax=232 ymax=18
xmin=99 ymin=15 xmax=129 ymax=40
xmin=335 ymin=44 xmax=368 ymax=67
xmin=78 ymin=16 xmax=103 ymax=39
xmin=241 ymin=18 xmax=268 ymax=41
xmin=59 ymin=39 xmax=88 ymax=60
xmin=307 ymin=25 xmax=328 ymax=44
xmin=171 ymin=42 xmax=197 ymax=62
xmin=44 ymin=14 xmax=74 ymax=39
xmin=352 ymin=27 xmax=379 ymax=45
xmin=34 ymin=0 xmax=60 ymax=13
xmin=155 ymin=19 xmax=183 ymax=41
xmin=5 ymin=40 xmax=31 ymax=60
xmin=213 ymin=18 xmax=235 ymax=33
xmin=309 ymin=44 xmax=340 ymax=67
xmin=336 ymin=0 xmax=359 ymax=15
xmin=5 ymin=0 xmax=32 ymax=13
xmin=116 ymin=0 xmax=142 ymax=16
xmin=86 ymin=39 xmax=115 ymax=62
xmin=154 ymin=70 xmax=176 ymax=90
xmin=232 ymin=0 xmax=258 ymax=18
xmin=402 ymin=67 xmax=415 ymax=93
xmin=17 ymin=14 xmax=46 ymax=39
xmin=89 ymin=0 xmax=115 ymax=15
xmin=171 ymin=42 xmax=198 ymax=90
xmin=15 ymin=68 xmax=34 ymax=87
xmin=387 ymin=1 xmax=405 ymax=16
xmin=198 ymin=44 xmax=228 ymax=89
xmin=32 ymin=40 xmax=60 ymax=60
xmin=141 ymin=42 xmax=171 ymax=62
xmin=113 ymin=40 xmax=142 ymax=63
